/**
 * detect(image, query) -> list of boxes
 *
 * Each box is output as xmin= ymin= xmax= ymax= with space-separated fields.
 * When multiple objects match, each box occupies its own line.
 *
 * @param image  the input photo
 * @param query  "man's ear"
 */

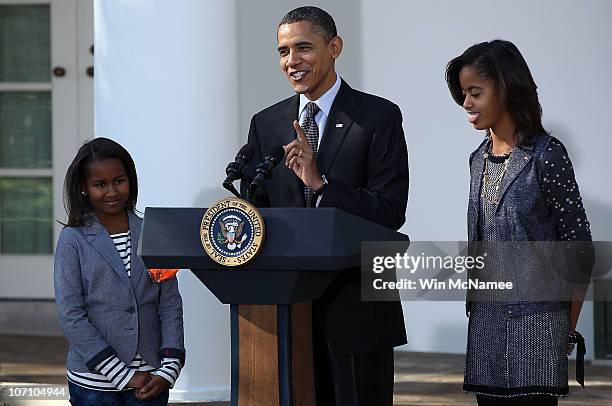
xmin=329 ymin=36 xmax=343 ymax=60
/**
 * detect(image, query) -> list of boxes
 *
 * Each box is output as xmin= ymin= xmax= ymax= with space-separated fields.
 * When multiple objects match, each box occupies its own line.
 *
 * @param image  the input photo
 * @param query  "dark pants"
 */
xmin=68 ymin=382 xmax=169 ymax=406
xmin=476 ymin=394 xmax=559 ymax=406
xmin=312 ymin=303 xmax=394 ymax=406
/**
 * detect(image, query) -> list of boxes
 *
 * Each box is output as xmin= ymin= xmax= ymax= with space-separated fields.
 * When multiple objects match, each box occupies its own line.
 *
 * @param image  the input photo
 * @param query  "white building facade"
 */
xmin=1 ymin=0 xmax=610 ymax=401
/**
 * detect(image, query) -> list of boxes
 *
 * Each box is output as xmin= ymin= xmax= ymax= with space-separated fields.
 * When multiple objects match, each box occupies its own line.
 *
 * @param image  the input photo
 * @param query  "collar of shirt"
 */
xmin=298 ymin=74 xmax=342 ymax=145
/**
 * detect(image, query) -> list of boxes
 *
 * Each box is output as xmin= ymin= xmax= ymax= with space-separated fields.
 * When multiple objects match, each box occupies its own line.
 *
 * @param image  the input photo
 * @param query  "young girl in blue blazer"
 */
xmin=54 ymin=138 xmax=185 ymax=405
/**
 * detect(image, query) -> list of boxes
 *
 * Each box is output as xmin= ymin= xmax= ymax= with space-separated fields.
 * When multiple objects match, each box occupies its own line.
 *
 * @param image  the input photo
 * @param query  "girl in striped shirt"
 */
xmin=55 ymin=138 xmax=185 ymax=405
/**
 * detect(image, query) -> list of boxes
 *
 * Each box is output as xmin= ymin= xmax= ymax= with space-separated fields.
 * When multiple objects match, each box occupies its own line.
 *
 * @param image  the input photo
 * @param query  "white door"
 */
xmin=0 ymin=0 xmax=93 ymax=298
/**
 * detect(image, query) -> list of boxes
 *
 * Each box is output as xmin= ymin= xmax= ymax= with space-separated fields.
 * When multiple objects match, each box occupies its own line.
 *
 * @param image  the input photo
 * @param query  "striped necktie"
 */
xmin=302 ymin=102 xmax=320 ymax=205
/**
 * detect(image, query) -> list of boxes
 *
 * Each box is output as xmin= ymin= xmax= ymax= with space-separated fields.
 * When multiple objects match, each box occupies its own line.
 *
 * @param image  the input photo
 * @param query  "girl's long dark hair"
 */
xmin=445 ymin=39 xmax=548 ymax=144
xmin=63 ymin=137 xmax=138 ymax=227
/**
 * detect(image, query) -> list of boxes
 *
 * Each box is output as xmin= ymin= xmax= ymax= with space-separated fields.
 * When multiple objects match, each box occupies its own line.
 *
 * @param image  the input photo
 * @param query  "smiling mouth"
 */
xmin=289 ymin=70 xmax=308 ymax=80
xmin=467 ymin=111 xmax=480 ymax=124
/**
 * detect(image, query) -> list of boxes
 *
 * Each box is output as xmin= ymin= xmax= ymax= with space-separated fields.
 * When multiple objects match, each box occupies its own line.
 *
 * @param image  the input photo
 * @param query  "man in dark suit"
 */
xmin=242 ymin=6 xmax=409 ymax=405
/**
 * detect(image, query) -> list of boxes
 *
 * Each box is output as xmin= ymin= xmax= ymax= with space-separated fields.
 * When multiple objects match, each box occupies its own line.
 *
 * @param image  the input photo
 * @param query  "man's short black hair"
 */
xmin=279 ymin=6 xmax=337 ymax=42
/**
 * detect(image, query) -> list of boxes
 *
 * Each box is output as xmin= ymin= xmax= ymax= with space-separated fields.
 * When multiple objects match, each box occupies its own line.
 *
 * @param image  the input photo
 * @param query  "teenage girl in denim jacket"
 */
xmin=446 ymin=40 xmax=593 ymax=406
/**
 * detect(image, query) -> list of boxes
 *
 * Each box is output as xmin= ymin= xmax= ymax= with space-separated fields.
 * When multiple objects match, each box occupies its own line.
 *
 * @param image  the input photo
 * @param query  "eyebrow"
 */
xmin=90 ymin=174 xmax=126 ymax=182
xmin=277 ymin=41 xmax=313 ymax=52
xmin=463 ymin=86 xmax=484 ymax=92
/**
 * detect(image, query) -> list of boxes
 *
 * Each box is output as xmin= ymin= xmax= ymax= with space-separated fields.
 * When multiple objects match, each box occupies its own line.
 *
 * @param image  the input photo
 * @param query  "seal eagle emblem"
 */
xmin=219 ymin=215 xmax=247 ymax=250
xmin=200 ymin=197 xmax=265 ymax=266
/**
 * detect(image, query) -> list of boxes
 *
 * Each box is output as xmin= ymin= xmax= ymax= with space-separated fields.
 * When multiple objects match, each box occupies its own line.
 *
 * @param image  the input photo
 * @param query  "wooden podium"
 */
xmin=139 ymin=207 xmax=408 ymax=406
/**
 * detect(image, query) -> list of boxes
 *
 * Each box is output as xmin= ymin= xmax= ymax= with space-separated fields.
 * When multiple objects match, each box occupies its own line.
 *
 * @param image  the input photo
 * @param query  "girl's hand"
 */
xmin=126 ymin=371 xmax=151 ymax=389
xmin=135 ymin=375 xmax=170 ymax=400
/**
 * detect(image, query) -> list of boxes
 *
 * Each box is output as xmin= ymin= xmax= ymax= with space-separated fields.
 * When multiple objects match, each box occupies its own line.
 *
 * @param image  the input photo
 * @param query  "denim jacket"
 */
xmin=466 ymin=134 xmax=593 ymax=315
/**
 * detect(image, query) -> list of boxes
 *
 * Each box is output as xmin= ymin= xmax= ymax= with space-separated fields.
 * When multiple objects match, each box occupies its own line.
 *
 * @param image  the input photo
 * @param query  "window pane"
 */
xmin=0 ymin=92 xmax=51 ymax=168
xmin=0 ymin=5 xmax=50 ymax=82
xmin=0 ymin=177 xmax=52 ymax=254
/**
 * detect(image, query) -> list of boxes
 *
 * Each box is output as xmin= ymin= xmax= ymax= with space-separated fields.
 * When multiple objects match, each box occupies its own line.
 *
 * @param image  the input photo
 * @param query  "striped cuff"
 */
xmin=153 ymin=357 xmax=182 ymax=388
xmin=160 ymin=348 xmax=185 ymax=366
xmin=95 ymin=355 xmax=136 ymax=390
xmin=86 ymin=346 xmax=116 ymax=371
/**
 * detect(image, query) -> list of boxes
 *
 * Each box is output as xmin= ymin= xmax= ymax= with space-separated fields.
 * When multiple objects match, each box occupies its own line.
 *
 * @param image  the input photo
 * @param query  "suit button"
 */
xmin=126 ymin=306 xmax=135 ymax=314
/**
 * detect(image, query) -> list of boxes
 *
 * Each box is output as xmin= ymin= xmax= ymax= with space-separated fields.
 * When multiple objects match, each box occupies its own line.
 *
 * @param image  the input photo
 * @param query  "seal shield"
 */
xmin=200 ymin=197 xmax=265 ymax=266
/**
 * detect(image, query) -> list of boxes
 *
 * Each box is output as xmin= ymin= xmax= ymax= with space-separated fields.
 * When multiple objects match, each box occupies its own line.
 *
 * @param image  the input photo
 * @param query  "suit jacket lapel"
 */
xmin=468 ymin=142 xmax=486 ymax=241
xmin=128 ymin=213 xmax=145 ymax=289
xmin=282 ymin=95 xmax=308 ymax=205
xmin=496 ymin=146 xmax=532 ymax=211
xmin=281 ymin=95 xmax=300 ymax=145
xmin=277 ymin=81 xmax=356 ymax=205
xmin=84 ymin=217 xmax=133 ymax=289
xmin=318 ymin=80 xmax=355 ymax=175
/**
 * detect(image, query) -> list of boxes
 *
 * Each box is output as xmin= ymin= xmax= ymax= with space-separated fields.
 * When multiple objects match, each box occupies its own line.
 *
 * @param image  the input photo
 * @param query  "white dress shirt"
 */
xmin=298 ymin=74 xmax=342 ymax=147
xmin=296 ymin=74 xmax=341 ymax=205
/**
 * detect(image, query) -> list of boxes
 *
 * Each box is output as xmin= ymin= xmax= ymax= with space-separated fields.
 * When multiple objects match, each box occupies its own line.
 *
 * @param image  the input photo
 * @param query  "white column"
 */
xmin=94 ymin=0 xmax=238 ymax=401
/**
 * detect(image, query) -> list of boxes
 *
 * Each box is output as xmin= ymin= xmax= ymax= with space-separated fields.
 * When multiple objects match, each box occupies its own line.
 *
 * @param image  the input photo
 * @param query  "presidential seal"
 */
xmin=200 ymin=197 xmax=265 ymax=266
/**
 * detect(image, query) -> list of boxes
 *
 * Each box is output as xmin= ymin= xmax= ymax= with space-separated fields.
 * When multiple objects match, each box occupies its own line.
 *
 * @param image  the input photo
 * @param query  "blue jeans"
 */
xmin=68 ymin=382 xmax=169 ymax=406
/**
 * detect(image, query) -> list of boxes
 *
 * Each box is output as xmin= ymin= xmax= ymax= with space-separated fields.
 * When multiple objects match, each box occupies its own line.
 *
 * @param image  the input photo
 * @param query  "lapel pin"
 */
xmin=335 ymin=123 xmax=343 ymax=128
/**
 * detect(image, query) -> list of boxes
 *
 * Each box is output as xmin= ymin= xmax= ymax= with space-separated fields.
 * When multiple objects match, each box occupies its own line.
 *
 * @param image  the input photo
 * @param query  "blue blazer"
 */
xmin=54 ymin=212 xmax=185 ymax=373
xmin=466 ymin=134 xmax=593 ymax=314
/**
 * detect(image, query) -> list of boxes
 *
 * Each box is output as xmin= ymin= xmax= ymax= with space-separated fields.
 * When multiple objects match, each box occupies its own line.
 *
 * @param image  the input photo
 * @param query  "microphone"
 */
xmin=223 ymin=144 xmax=256 ymax=198
xmin=249 ymin=146 xmax=285 ymax=196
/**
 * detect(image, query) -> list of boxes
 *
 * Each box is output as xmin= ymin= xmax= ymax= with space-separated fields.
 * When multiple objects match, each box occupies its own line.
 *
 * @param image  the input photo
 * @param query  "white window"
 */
xmin=0 ymin=0 xmax=92 ymax=298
